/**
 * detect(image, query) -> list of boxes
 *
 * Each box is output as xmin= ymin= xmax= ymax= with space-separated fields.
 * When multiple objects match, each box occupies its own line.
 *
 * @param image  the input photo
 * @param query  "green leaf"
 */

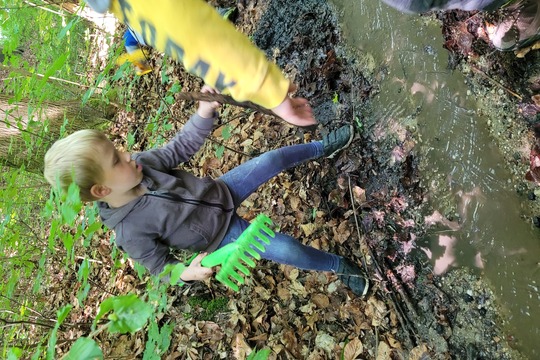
xmin=57 ymin=305 xmax=72 ymax=324
xmin=127 ymin=132 xmax=136 ymax=150
xmin=143 ymin=321 xmax=173 ymax=360
xmin=216 ymin=144 xmax=225 ymax=159
xmin=46 ymin=305 xmax=72 ymax=360
xmin=40 ymin=53 xmax=68 ymax=84
xmin=77 ymin=259 xmax=91 ymax=282
xmin=169 ymin=82 xmax=182 ymax=94
xmin=65 ymin=338 xmax=103 ymax=360
xmin=7 ymin=347 xmax=22 ymax=360
xmin=164 ymin=95 xmax=174 ymax=105
xmin=57 ymin=18 xmax=78 ymax=40
xmin=222 ymin=124 xmax=232 ymax=140
xmin=162 ymin=262 xmax=187 ymax=286
xmin=95 ymin=294 xmax=152 ymax=334
xmin=246 ymin=348 xmax=271 ymax=360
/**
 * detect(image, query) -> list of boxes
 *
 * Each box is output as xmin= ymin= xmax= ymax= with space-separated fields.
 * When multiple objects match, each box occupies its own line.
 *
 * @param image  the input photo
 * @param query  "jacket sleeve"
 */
xmin=87 ymin=0 xmax=290 ymax=109
xmin=115 ymin=223 xmax=181 ymax=280
xmin=139 ymin=113 xmax=214 ymax=170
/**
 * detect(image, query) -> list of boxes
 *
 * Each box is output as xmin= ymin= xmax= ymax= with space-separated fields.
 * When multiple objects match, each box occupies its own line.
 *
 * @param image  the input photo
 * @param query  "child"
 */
xmin=44 ymin=87 xmax=369 ymax=296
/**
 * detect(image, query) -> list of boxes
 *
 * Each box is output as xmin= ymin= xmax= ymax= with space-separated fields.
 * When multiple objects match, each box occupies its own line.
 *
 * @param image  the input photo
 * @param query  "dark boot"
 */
xmin=337 ymin=258 xmax=369 ymax=297
xmin=322 ymin=125 xmax=354 ymax=159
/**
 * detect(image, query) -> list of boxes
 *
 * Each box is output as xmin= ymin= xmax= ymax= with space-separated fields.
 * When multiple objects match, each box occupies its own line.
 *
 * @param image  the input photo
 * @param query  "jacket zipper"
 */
xmin=146 ymin=191 xmax=233 ymax=213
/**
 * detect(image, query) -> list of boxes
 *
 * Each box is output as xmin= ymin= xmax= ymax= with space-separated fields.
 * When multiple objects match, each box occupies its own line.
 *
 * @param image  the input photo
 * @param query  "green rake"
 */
xmin=190 ymin=214 xmax=275 ymax=291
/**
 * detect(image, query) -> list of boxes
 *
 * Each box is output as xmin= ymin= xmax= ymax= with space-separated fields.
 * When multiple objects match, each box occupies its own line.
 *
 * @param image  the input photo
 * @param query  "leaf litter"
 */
xmin=47 ymin=0 xmax=540 ymax=359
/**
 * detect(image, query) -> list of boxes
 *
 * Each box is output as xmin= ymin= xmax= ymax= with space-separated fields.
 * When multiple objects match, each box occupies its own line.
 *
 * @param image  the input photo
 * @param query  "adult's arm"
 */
xmin=381 ymin=0 xmax=507 ymax=13
xmin=86 ymin=0 xmax=315 ymax=126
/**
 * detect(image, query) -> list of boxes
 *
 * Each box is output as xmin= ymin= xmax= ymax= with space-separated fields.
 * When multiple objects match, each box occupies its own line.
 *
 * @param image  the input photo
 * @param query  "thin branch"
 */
xmin=471 ymin=65 xmax=523 ymax=101
xmin=0 ymin=317 xmax=55 ymax=329
xmin=206 ymin=135 xmax=254 ymax=158
xmin=0 ymin=64 xmax=93 ymax=90
xmin=23 ymin=0 xmax=65 ymax=16
xmin=175 ymin=92 xmax=275 ymax=117
xmin=0 ymin=295 xmax=46 ymax=319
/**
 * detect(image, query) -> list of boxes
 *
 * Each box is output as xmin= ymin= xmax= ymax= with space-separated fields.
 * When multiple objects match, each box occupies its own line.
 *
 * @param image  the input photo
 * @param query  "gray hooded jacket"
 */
xmin=99 ymin=113 xmax=234 ymax=277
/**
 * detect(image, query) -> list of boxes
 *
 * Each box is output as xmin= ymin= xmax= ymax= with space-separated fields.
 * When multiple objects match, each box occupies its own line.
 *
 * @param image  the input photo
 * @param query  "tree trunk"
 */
xmin=0 ymin=95 xmax=115 ymax=173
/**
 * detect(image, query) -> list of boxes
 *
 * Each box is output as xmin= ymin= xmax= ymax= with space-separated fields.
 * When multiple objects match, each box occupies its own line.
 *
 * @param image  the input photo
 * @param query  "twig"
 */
xmin=347 ymin=175 xmax=369 ymax=273
xmin=0 ymin=64 xmax=95 ymax=90
xmin=470 ymin=65 xmax=523 ymax=101
xmin=175 ymin=92 xmax=275 ymax=117
xmin=0 ymin=317 xmax=55 ymax=329
xmin=207 ymin=135 xmax=254 ymax=158
xmin=347 ymin=176 xmax=418 ymax=349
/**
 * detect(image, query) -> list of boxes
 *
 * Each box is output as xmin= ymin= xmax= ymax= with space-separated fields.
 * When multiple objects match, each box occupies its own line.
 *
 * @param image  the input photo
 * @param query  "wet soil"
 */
xmin=247 ymin=1 xmax=538 ymax=358
xmin=101 ymin=0 xmax=539 ymax=358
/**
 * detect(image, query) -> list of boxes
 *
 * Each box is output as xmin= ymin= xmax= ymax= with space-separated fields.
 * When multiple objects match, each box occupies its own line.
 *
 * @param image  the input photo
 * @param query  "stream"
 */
xmin=331 ymin=0 xmax=540 ymax=357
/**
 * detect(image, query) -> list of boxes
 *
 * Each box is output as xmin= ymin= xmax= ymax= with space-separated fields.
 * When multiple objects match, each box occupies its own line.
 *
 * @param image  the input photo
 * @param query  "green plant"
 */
xmin=247 ymin=348 xmax=271 ymax=360
xmin=215 ymin=124 xmax=232 ymax=158
xmin=332 ymin=92 xmax=339 ymax=104
xmin=354 ymin=115 xmax=363 ymax=133
xmin=58 ymin=294 xmax=153 ymax=359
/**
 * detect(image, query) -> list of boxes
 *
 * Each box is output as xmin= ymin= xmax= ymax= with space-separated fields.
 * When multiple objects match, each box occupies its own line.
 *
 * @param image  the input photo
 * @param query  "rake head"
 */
xmin=201 ymin=214 xmax=274 ymax=291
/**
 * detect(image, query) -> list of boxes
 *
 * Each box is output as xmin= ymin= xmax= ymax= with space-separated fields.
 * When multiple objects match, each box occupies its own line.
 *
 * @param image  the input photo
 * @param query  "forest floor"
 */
xmin=63 ymin=0 xmax=540 ymax=358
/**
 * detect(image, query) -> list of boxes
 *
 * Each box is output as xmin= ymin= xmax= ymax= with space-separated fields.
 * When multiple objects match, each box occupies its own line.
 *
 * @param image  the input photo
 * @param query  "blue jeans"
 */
xmin=218 ymin=142 xmax=341 ymax=272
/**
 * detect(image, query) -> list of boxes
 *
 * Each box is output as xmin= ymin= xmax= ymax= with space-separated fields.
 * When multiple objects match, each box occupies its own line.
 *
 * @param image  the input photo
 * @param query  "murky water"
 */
xmin=331 ymin=0 xmax=540 ymax=357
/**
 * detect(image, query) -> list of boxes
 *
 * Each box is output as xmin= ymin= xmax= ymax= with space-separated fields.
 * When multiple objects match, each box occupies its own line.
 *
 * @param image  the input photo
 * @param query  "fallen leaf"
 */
xmin=352 ymin=186 xmax=366 ymax=204
xmin=376 ymin=341 xmax=392 ymax=360
xmin=343 ymin=337 xmax=363 ymax=360
xmin=315 ymin=332 xmax=335 ymax=356
xmin=300 ymin=223 xmax=317 ymax=237
xmin=311 ymin=293 xmax=329 ymax=309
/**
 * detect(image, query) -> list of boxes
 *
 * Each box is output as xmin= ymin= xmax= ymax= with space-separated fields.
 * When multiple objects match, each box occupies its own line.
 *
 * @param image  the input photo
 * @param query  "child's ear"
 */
xmin=90 ymin=184 xmax=111 ymax=199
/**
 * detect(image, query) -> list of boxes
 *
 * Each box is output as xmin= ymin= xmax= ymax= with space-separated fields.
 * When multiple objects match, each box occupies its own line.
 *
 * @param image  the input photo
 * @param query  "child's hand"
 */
xmin=271 ymin=83 xmax=317 ymax=127
xmin=180 ymin=253 xmax=214 ymax=282
xmin=197 ymin=85 xmax=221 ymax=119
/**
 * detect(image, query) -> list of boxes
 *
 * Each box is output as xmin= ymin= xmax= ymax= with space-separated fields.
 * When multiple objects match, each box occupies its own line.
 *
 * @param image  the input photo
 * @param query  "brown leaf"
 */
xmin=409 ymin=344 xmax=430 ymax=360
xmin=300 ymin=223 xmax=317 ymax=236
xmin=232 ymin=333 xmax=250 ymax=360
xmin=533 ymin=94 xmax=540 ymax=106
xmin=352 ymin=186 xmax=366 ymax=204
xmin=376 ymin=341 xmax=392 ymax=360
xmin=277 ymin=284 xmax=292 ymax=301
xmin=332 ymin=220 xmax=351 ymax=244
xmin=343 ymin=337 xmax=363 ymax=360
xmin=311 ymin=293 xmax=330 ymax=309
xmin=387 ymin=335 xmax=401 ymax=349
xmin=290 ymin=196 xmax=301 ymax=211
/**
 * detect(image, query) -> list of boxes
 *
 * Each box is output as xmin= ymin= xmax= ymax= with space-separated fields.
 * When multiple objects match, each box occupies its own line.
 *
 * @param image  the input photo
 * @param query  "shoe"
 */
xmin=116 ymin=49 xmax=152 ymax=76
xmin=322 ymin=125 xmax=354 ymax=159
xmin=486 ymin=0 xmax=540 ymax=51
xmin=336 ymin=258 xmax=369 ymax=297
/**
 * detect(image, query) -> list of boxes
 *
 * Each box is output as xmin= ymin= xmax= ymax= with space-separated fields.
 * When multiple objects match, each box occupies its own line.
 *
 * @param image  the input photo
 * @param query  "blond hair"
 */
xmin=44 ymin=130 xmax=110 ymax=201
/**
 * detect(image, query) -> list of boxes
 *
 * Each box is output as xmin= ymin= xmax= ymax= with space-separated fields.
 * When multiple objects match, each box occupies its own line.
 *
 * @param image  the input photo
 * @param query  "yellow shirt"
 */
xmin=108 ymin=0 xmax=289 ymax=109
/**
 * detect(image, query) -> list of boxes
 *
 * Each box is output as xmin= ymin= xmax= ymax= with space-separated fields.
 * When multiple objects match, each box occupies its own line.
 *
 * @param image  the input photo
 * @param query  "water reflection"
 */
xmin=332 ymin=0 xmax=540 ymax=357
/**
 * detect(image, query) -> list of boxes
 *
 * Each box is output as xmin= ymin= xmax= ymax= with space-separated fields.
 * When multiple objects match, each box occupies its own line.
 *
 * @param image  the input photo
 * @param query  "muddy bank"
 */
xmin=248 ymin=0 xmax=527 ymax=358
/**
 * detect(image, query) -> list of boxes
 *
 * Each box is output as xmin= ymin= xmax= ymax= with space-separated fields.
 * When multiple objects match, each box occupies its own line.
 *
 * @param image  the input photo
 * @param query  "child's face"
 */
xmin=98 ymin=141 xmax=144 ymax=195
